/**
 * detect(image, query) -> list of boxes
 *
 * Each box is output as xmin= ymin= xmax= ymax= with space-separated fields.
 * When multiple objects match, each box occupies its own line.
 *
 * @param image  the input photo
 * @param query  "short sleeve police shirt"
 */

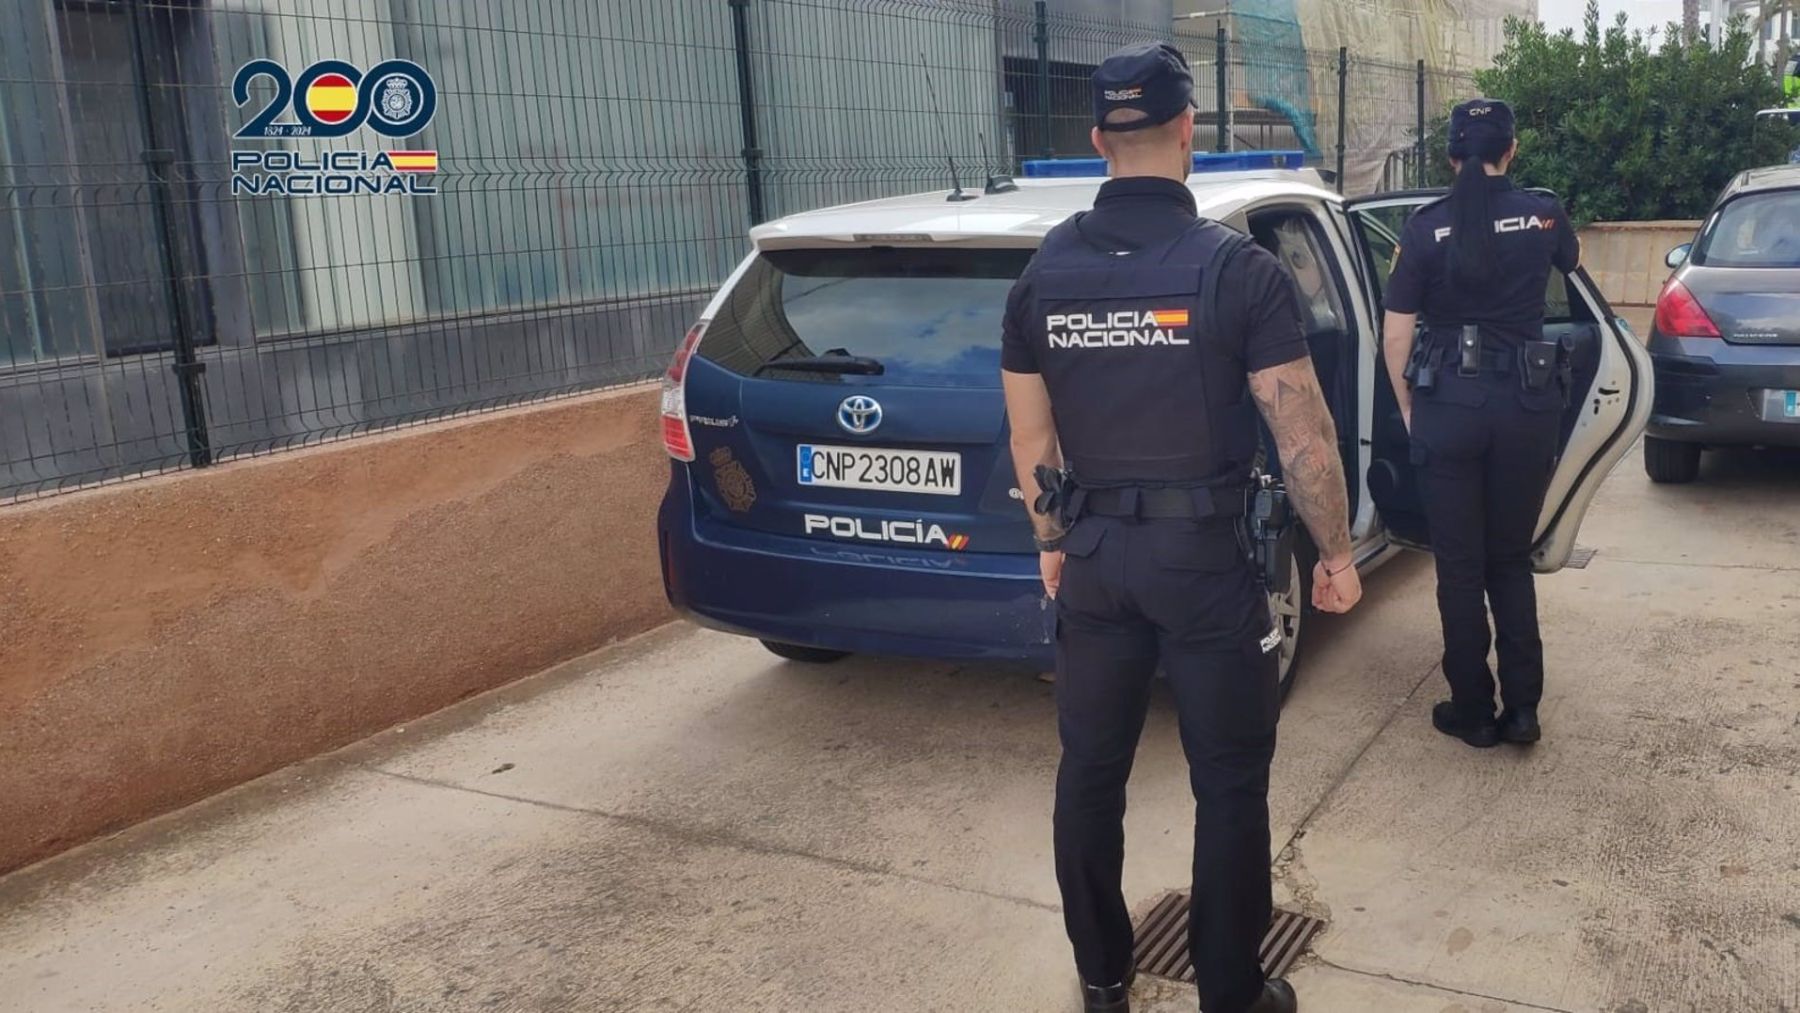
xmin=1384 ymin=177 xmax=1580 ymax=340
xmin=1000 ymin=177 xmax=1308 ymax=376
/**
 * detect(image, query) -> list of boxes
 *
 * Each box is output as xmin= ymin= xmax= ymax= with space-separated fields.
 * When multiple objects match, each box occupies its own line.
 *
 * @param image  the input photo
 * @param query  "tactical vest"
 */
xmin=1027 ymin=216 xmax=1256 ymax=487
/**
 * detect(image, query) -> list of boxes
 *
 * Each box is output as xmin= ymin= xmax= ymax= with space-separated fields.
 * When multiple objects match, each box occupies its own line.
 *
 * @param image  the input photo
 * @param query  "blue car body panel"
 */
xmin=658 ymin=461 xmax=1054 ymax=664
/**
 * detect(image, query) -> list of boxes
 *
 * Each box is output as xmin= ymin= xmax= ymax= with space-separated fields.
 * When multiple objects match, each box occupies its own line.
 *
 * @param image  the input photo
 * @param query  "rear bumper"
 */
xmin=657 ymin=467 xmax=1053 ymax=665
xmin=1646 ymin=337 xmax=1800 ymax=448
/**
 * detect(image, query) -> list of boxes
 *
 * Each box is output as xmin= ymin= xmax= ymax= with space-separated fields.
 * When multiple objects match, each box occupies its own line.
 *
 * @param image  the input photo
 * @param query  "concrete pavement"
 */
xmin=1 ymin=442 xmax=1796 ymax=1012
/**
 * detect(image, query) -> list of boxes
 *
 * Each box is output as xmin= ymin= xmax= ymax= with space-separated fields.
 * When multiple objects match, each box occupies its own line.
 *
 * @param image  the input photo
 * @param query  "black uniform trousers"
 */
xmin=1053 ymin=512 xmax=1280 ymax=1013
xmin=1410 ymin=370 xmax=1564 ymax=720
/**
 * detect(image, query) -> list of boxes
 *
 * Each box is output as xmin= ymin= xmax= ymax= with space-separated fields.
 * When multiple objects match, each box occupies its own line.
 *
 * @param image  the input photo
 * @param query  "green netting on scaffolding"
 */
xmin=1233 ymin=0 xmax=1321 ymax=157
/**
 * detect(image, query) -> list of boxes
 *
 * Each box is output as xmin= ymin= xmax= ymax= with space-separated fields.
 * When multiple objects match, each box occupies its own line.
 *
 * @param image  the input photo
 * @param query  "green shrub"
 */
xmin=1421 ymin=1 xmax=1796 ymax=224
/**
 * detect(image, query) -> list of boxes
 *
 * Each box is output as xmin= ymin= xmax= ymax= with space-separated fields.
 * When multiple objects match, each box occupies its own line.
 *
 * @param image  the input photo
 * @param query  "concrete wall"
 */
xmin=0 ymin=385 xmax=670 ymax=874
xmin=1578 ymin=220 xmax=1704 ymax=308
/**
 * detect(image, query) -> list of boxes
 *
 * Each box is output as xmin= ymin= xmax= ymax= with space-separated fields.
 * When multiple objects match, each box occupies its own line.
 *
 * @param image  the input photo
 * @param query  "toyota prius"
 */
xmin=654 ymin=158 xmax=1653 ymax=694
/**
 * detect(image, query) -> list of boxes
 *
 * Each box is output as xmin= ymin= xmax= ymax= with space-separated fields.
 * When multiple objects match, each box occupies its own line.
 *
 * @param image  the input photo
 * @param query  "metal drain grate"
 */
xmin=1132 ymin=892 xmax=1325 ymax=983
xmin=1566 ymin=546 xmax=1599 ymax=569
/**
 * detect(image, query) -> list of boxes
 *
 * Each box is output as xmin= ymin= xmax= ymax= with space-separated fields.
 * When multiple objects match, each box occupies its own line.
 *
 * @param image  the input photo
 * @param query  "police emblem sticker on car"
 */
xmin=709 ymin=446 xmax=757 ymax=514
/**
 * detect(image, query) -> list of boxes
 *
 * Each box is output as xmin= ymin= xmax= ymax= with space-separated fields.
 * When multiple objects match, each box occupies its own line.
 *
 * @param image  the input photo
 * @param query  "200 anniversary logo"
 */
xmin=231 ymin=58 xmax=439 ymax=197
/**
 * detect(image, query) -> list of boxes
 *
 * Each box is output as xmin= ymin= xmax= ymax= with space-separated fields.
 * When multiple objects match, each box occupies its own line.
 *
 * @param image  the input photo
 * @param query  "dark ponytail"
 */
xmin=1444 ymin=102 xmax=1515 ymax=289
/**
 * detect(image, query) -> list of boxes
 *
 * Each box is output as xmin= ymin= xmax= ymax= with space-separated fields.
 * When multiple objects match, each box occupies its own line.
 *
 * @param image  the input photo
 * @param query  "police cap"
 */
xmin=1092 ymin=41 xmax=1195 ymax=132
xmin=1448 ymin=97 xmax=1515 ymax=159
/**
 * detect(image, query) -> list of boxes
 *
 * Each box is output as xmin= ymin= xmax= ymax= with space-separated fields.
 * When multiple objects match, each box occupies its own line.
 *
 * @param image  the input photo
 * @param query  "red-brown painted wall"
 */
xmin=0 ymin=386 xmax=670 ymax=873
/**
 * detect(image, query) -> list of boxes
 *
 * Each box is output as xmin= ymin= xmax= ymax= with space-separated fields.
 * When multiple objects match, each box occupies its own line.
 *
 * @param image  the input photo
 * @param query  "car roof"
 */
xmin=748 ymin=169 xmax=1337 ymax=247
xmin=1723 ymin=164 xmax=1800 ymax=199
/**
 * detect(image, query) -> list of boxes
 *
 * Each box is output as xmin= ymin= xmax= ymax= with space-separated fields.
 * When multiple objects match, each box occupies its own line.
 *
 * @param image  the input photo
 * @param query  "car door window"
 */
xmin=1350 ymin=205 xmax=1410 ymax=299
xmin=1545 ymin=270 xmax=1577 ymax=323
xmin=1265 ymin=218 xmax=1347 ymax=334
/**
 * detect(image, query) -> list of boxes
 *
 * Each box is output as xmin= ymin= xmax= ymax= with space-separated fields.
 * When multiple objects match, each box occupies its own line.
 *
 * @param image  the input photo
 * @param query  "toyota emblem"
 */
xmin=837 ymin=395 xmax=882 ymax=435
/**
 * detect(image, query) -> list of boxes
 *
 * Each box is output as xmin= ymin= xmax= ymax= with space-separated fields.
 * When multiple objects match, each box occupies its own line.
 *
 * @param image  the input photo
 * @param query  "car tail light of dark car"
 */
xmin=661 ymin=322 xmax=708 ymax=461
xmin=1654 ymin=279 xmax=1722 ymax=339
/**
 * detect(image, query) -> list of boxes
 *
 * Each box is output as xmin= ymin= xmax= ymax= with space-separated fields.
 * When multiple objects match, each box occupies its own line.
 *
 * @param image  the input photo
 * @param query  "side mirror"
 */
xmin=1666 ymin=243 xmax=1692 ymax=269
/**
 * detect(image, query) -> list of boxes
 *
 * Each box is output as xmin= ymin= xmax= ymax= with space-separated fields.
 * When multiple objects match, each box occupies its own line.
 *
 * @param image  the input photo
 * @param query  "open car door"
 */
xmin=1343 ymin=191 xmax=1654 ymax=573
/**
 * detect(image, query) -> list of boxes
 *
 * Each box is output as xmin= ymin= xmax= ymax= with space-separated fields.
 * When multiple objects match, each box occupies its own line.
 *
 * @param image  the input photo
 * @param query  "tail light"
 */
xmin=661 ymin=321 xmax=707 ymax=461
xmin=1654 ymin=279 xmax=1721 ymax=339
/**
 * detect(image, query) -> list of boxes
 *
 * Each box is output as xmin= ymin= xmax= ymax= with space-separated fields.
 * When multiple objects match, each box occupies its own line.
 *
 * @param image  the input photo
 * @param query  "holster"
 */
xmin=1248 ymin=476 xmax=1296 ymax=595
xmin=1404 ymin=338 xmax=1436 ymax=393
xmin=1033 ymin=464 xmax=1078 ymax=530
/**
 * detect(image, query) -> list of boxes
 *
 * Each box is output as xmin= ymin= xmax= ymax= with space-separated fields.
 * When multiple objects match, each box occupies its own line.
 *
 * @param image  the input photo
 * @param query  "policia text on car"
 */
xmin=1000 ymin=42 xmax=1362 ymax=1013
xmin=1381 ymin=99 xmax=1581 ymax=749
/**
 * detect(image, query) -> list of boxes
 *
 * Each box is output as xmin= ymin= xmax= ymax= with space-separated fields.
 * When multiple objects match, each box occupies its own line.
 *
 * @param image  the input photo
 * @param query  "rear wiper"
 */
xmin=754 ymin=355 xmax=885 ymax=376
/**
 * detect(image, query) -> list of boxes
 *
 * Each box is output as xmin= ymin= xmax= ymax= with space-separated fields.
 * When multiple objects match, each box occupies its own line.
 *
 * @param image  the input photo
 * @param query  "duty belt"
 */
xmin=1423 ymin=325 xmax=1515 ymax=375
xmin=1408 ymin=324 xmax=1567 ymax=393
xmin=1078 ymin=483 xmax=1245 ymax=521
xmin=1034 ymin=467 xmax=1286 ymax=591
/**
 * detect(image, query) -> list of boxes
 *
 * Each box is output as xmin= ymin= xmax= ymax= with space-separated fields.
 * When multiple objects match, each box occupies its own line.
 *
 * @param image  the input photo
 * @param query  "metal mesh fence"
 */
xmin=1 ymin=0 xmax=1470 ymax=501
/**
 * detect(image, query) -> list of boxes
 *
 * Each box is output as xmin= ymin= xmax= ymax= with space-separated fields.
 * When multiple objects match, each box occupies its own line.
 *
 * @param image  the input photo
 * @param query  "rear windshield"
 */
xmin=1696 ymin=190 xmax=1800 ymax=268
xmin=698 ymin=247 xmax=1032 ymax=387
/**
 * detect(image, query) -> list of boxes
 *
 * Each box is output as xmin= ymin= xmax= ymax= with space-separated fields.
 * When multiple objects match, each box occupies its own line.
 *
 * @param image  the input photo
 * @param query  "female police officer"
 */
xmin=1381 ymin=99 xmax=1580 ymax=749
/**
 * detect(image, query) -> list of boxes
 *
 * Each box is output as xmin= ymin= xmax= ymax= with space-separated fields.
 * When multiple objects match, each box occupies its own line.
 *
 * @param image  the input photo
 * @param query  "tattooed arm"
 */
xmin=1248 ymin=358 xmax=1362 ymax=613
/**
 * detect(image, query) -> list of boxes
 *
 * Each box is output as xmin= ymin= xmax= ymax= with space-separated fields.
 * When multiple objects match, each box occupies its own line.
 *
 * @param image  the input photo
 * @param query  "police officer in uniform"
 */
xmin=1001 ymin=42 xmax=1363 ymax=1013
xmin=1381 ymin=99 xmax=1581 ymax=749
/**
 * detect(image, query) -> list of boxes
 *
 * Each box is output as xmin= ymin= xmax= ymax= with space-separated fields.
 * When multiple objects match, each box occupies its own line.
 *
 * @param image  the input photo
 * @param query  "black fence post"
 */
xmin=1034 ymin=1 xmax=1051 ymax=158
xmin=1336 ymin=47 xmax=1348 ymax=193
xmin=1215 ymin=22 xmax=1229 ymax=153
xmin=1415 ymin=59 xmax=1426 ymax=188
xmin=127 ymin=0 xmax=210 ymax=468
xmin=729 ymin=0 xmax=766 ymax=225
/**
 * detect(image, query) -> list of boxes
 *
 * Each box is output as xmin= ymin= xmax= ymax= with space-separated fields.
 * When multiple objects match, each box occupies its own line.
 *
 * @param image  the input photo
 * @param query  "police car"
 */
xmin=655 ymin=154 xmax=1653 ymax=694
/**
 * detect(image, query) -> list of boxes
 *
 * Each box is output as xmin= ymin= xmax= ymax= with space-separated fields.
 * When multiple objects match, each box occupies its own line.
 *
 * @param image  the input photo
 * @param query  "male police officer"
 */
xmin=1381 ymin=99 xmax=1580 ymax=749
xmin=1001 ymin=42 xmax=1362 ymax=1013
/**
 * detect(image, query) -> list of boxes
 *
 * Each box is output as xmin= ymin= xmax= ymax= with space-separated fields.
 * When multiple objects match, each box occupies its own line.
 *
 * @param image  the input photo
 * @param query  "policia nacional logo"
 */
xmin=1046 ymin=308 xmax=1191 ymax=349
xmin=230 ymin=58 xmax=439 ymax=196
xmin=709 ymin=446 xmax=757 ymax=514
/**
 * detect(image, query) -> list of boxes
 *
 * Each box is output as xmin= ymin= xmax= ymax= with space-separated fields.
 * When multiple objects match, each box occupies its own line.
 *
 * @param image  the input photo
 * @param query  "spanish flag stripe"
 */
xmin=307 ymin=87 xmax=357 ymax=113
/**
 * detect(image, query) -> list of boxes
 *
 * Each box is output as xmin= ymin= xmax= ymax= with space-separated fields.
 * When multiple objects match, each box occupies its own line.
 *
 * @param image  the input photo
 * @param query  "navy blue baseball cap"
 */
xmin=1448 ymin=97 xmax=1515 ymax=158
xmin=1092 ymin=41 xmax=1195 ymax=132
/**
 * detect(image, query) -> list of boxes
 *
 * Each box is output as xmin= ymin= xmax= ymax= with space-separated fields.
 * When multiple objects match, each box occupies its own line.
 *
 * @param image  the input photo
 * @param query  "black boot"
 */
xmin=1245 ymin=978 xmax=1298 ymax=1012
xmin=1498 ymin=707 xmax=1541 ymax=744
xmin=1079 ymin=979 xmax=1129 ymax=1012
xmin=1432 ymin=701 xmax=1500 ymax=749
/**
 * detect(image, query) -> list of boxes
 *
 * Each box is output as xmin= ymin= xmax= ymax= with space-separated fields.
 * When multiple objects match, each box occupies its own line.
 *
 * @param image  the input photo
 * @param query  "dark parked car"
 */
xmin=1645 ymin=165 xmax=1800 ymax=483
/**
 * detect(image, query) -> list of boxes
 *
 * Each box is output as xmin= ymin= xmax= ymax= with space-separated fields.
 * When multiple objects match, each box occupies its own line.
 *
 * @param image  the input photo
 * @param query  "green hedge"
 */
xmin=1422 ymin=1 xmax=1797 ymax=225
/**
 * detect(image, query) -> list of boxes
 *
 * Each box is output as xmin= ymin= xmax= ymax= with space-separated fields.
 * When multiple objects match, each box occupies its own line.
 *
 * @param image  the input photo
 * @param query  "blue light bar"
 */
xmin=1021 ymin=150 xmax=1306 ymax=178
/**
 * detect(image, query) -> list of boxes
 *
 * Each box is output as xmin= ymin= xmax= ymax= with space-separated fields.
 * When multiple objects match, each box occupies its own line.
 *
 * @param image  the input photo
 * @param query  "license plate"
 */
xmin=797 ymin=444 xmax=961 ymax=496
xmin=1765 ymin=390 xmax=1800 ymax=422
